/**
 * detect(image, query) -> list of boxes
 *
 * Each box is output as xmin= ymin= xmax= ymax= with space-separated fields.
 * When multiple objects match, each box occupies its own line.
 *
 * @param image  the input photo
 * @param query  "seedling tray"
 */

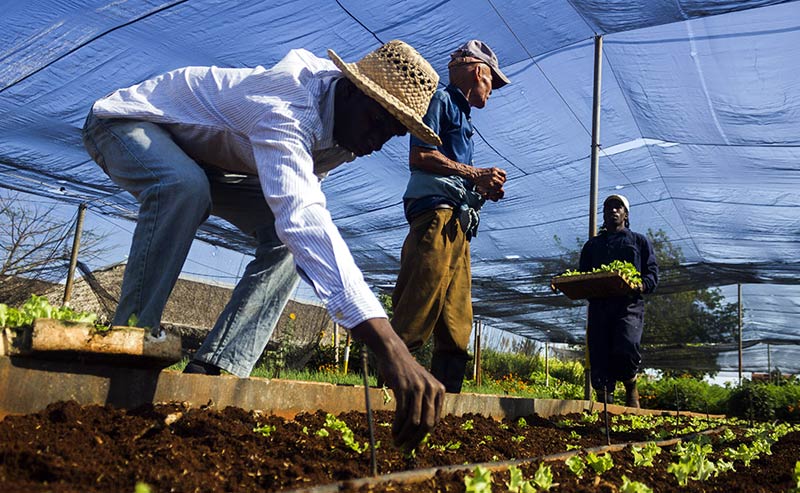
xmin=1 ymin=318 xmax=181 ymax=367
xmin=551 ymin=271 xmax=638 ymax=300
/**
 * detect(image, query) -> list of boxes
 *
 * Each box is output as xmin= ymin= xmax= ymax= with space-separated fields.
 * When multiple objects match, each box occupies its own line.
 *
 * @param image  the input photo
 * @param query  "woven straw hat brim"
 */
xmin=328 ymin=49 xmax=442 ymax=147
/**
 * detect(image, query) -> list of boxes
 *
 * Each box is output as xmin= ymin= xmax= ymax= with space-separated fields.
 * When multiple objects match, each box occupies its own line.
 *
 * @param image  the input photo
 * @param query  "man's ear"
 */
xmin=473 ymin=64 xmax=484 ymax=82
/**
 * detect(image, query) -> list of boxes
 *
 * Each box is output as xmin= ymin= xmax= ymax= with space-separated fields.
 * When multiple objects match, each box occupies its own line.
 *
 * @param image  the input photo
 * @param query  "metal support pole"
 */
xmin=738 ymin=283 xmax=743 ymax=385
xmin=472 ymin=319 xmax=479 ymax=381
xmin=767 ymin=343 xmax=772 ymax=382
xmin=62 ymin=203 xmax=87 ymax=306
xmin=361 ymin=347 xmax=377 ymax=476
xmin=545 ymin=340 xmax=550 ymax=387
xmin=342 ymin=332 xmax=352 ymax=374
xmin=585 ymin=35 xmax=603 ymax=400
xmin=589 ymin=35 xmax=603 ymax=240
xmin=475 ymin=319 xmax=483 ymax=387
xmin=333 ymin=323 xmax=340 ymax=367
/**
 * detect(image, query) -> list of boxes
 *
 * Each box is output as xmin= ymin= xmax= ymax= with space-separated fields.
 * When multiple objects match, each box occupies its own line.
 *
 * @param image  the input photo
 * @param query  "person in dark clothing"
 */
xmin=579 ymin=194 xmax=659 ymax=407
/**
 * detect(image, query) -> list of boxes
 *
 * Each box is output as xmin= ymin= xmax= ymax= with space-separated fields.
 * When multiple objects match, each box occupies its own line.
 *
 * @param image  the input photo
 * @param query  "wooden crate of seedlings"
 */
xmin=551 ymin=271 xmax=639 ymax=300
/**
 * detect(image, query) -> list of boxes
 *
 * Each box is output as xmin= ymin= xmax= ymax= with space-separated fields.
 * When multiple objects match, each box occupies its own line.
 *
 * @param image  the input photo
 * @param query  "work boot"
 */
xmin=624 ymin=379 xmax=640 ymax=408
xmin=183 ymin=359 xmax=221 ymax=376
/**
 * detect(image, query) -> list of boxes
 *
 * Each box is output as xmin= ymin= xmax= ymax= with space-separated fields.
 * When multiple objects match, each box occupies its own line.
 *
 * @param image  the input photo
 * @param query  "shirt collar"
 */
xmin=445 ymin=84 xmax=471 ymax=117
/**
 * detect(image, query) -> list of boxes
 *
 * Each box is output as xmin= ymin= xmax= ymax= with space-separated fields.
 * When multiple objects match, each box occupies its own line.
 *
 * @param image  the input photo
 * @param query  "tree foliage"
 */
xmin=642 ymin=229 xmax=738 ymax=346
xmin=0 ymin=193 xmax=108 ymax=304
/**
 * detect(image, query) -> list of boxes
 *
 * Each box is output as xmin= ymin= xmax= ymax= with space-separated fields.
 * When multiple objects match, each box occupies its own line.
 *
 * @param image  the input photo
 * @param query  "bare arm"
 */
xmin=410 ymin=146 xmax=506 ymax=201
xmin=350 ymin=318 xmax=445 ymax=451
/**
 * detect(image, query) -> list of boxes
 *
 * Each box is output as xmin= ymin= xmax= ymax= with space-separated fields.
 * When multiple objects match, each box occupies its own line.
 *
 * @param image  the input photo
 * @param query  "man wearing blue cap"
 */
xmin=579 ymin=194 xmax=659 ymax=407
xmin=390 ymin=40 xmax=510 ymax=393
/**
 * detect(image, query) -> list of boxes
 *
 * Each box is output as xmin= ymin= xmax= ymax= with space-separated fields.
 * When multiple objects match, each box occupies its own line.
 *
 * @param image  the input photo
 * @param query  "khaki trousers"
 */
xmin=391 ymin=208 xmax=472 ymax=357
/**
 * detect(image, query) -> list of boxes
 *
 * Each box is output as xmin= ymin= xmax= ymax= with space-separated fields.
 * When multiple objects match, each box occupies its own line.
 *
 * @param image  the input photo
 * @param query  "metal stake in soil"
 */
xmin=603 ymin=390 xmax=610 ymax=446
xmin=361 ymin=347 xmax=377 ymax=476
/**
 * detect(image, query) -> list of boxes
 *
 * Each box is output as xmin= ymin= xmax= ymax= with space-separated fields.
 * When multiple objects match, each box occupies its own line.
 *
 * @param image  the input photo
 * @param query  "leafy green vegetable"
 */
xmin=557 ymin=260 xmax=642 ymax=287
xmin=789 ymin=460 xmax=800 ymax=493
xmin=134 ymin=482 xmax=153 ymax=493
xmin=631 ymin=442 xmax=661 ymax=467
xmin=320 ymin=414 xmax=370 ymax=454
xmin=464 ymin=465 xmax=492 ymax=493
xmin=532 ymin=463 xmax=554 ymax=491
xmin=585 ymin=451 xmax=614 ymax=475
xmin=0 ymin=295 xmax=97 ymax=328
xmin=506 ymin=465 xmax=536 ymax=493
xmin=565 ymin=454 xmax=586 ymax=478
xmin=253 ymin=423 xmax=276 ymax=437
xmin=620 ymin=475 xmax=653 ymax=493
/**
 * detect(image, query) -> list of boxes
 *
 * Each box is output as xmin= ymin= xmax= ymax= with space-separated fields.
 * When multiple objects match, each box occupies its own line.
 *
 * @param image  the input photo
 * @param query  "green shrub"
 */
xmin=728 ymin=383 xmax=774 ymax=420
xmin=548 ymin=360 xmax=586 ymax=386
xmin=479 ymin=348 xmax=542 ymax=381
xmin=638 ymin=377 xmax=728 ymax=414
xmin=727 ymin=381 xmax=782 ymax=421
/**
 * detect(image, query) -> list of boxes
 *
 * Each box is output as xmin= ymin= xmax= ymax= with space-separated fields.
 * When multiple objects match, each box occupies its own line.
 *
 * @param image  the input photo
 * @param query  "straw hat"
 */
xmin=328 ymin=40 xmax=442 ymax=146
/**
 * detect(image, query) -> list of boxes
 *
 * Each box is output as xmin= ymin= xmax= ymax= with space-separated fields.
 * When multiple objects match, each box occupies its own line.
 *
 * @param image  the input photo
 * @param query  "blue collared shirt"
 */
xmin=404 ymin=85 xmax=482 ymax=220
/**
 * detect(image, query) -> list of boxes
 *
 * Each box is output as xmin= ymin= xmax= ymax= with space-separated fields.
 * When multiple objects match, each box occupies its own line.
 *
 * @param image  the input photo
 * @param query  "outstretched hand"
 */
xmin=350 ymin=318 xmax=445 ymax=451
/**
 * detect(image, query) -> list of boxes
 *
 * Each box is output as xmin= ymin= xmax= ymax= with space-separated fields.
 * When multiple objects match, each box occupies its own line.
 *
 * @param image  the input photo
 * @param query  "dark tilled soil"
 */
xmin=0 ymin=400 xmax=797 ymax=492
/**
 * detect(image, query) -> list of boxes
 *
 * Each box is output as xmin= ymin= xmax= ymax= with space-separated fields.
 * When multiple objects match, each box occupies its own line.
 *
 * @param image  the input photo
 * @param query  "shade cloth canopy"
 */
xmin=1 ymin=0 xmax=798 ymax=370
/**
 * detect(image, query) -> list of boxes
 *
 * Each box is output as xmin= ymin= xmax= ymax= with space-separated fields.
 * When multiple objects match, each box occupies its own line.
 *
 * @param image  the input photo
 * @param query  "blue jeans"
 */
xmin=82 ymin=112 xmax=300 ymax=377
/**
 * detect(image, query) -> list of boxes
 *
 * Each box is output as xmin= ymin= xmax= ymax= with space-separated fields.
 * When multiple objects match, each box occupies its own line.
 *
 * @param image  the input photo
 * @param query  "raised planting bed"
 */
xmin=1 ymin=400 xmax=798 ymax=492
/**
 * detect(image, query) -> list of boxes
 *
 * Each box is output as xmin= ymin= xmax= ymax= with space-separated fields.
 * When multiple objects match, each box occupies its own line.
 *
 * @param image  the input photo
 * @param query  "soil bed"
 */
xmin=0 ymin=400 xmax=796 ymax=492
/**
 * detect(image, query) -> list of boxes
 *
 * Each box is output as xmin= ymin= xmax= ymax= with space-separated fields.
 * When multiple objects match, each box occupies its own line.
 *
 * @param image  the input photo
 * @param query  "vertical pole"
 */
xmin=767 ymin=343 xmax=772 ymax=382
xmin=361 ymin=347 xmax=378 ymax=476
xmin=333 ymin=323 xmax=340 ymax=367
xmin=545 ymin=340 xmax=550 ymax=387
xmin=472 ymin=319 xmax=479 ymax=381
xmin=63 ymin=203 xmax=87 ymax=306
xmin=342 ymin=332 xmax=352 ymax=374
xmin=475 ymin=319 xmax=483 ymax=387
xmin=738 ymin=283 xmax=743 ymax=385
xmin=585 ymin=34 xmax=603 ymax=400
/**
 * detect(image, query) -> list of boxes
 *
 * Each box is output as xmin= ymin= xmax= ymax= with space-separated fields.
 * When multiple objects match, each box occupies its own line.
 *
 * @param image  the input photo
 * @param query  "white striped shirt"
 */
xmin=92 ymin=49 xmax=386 ymax=328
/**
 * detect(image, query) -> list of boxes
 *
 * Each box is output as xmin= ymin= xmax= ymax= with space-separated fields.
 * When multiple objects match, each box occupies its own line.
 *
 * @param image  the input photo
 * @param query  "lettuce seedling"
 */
xmin=566 ymin=454 xmax=586 ymax=478
xmin=532 ymin=463 xmax=554 ymax=491
xmin=620 ymin=475 xmax=653 ymax=493
xmin=631 ymin=442 xmax=661 ymax=467
xmin=253 ymin=424 xmax=276 ymax=437
xmin=506 ymin=465 xmax=535 ymax=493
xmin=586 ymin=452 xmax=613 ymax=475
xmin=464 ymin=465 xmax=492 ymax=493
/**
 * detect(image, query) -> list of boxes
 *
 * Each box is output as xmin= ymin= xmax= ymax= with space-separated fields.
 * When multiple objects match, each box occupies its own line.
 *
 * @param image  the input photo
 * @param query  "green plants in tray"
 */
xmin=551 ymin=260 xmax=642 ymax=300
